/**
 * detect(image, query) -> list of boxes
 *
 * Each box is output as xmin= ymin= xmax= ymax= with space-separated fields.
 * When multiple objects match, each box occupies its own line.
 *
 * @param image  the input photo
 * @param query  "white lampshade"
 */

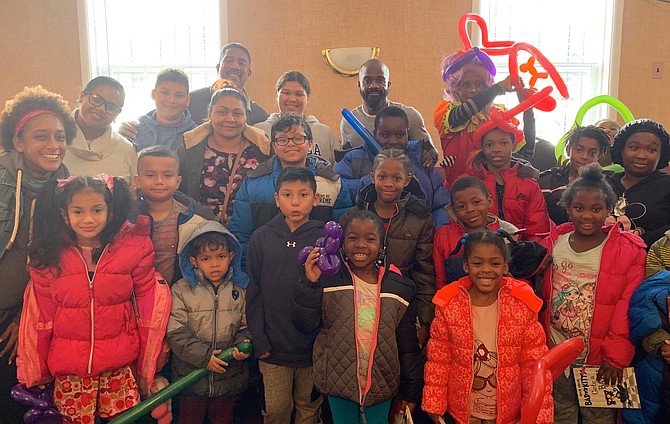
xmin=322 ymin=47 xmax=381 ymax=77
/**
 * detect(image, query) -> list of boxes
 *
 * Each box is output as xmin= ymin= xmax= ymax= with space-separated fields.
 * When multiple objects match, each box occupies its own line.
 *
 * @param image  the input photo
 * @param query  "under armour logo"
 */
xmin=287 ymin=241 xmax=296 ymax=247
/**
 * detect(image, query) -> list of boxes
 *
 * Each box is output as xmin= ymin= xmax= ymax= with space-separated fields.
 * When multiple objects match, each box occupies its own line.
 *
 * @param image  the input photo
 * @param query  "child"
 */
xmin=433 ymin=176 xmax=518 ymax=289
xmin=595 ymin=118 xmax=620 ymax=167
xmin=540 ymin=126 xmax=611 ymax=225
xmin=63 ymin=76 xmax=138 ymax=185
xmin=646 ymin=229 xmax=670 ymax=277
xmin=254 ymin=70 xmax=340 ymax=164
xmin=434 ymin=48 xmax=533 ymax=186
xmin=229 ymin=113 xmax=352 ymax=267
xmin=540 ymin=163 xmax=646 ymax=423
xmin=423 ymin=229 xmax=552 ymax=423
xmin=466 ymin=117 xmax=550 ymax=242
xmin=17 ymin=175 xmax=171 ymax=423
xmin=0 ymin=85 xmax=76 ymax=422
xmin=334 ymin=105 xmax=450 ymax=226
xmin=245 ymin=166 xmax=326 ymax=424
xmin=133 ymin=68 xmax=197 ymax=150
xmin=134 ymin=145 xmax=210 ymax=285
xmin=292 ymin=210 xmax=422 ymax=423
xmin=343 ymin=149 xmax=435 ymax=343
xmin=624 ymin=269 xmax=670 ymax=424
xmin=167 ymin=220 xmax=251 ymax=424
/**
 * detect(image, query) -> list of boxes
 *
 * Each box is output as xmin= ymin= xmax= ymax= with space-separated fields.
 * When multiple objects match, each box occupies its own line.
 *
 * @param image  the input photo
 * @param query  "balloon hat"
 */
xmin=555 ymin=95 xmax=635 ymax=166
xmin=473 ymin=86 xmax=553 ymax=144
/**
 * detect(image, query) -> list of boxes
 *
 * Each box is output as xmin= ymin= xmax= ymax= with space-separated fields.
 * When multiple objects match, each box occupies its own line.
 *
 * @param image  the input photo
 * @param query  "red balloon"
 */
xmin=508 ymin=42 xmax=569 ymax=107
xmin=458 ymin=13 xmax=515 ymax=56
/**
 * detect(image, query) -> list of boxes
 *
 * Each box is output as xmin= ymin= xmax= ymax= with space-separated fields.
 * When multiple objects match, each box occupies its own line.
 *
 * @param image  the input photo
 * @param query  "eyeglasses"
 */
xmin=274 ymin=135 xmax=308 ymax=146
xmin=84 ymin=92 xmax=123 ymax=115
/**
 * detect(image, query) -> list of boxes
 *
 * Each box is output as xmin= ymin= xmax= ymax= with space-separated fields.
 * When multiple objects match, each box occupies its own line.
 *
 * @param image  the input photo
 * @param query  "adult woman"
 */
xmin=0 ymin=85 xmax=76 ymax=422
xmin=178 ymin=87 xmax=271 ymax=224
xmin=254 ymin=71 xmax=340 ymax=164
xmin=608 ymin=119 xmax=670 ymax=248
xmin=63 ymin=76 xmax=138 ymax=184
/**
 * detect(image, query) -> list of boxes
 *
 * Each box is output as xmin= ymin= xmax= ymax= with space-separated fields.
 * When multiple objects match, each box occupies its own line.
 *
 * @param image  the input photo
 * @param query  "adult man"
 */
xmin=340 ymin=59 xmax=432 ymax=151
xmin=189 ymin=42 xmax=269 ymax=125
xmin=120 ymin=42 xmax=269 ymax=139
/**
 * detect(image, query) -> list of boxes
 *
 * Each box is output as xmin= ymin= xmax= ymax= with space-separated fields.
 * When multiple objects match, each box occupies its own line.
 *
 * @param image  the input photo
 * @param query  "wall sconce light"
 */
xmin=322 ymin=47 xmax=381 ymax=77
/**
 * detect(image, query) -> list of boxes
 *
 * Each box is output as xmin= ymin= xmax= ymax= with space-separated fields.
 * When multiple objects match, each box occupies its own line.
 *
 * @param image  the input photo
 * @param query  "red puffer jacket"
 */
xmin=464 ymin=159 xmax=550 ymax=242
xmin=17 ymin=217 xmax=171 ymax=387
xmin=423 ymin=276 xmax=552 ymax=423
xmin=540 ymin=223 xmax=646 ymax=368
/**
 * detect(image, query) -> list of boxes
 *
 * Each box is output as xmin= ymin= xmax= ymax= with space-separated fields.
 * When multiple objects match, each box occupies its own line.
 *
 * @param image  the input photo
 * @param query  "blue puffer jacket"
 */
xmin=228 ymin=154 xmax=352 ymax=268
xmin=334 ymin=140 xmax=449 ymax=227
xmin=623 ymin=271 xmax=670 ymax=424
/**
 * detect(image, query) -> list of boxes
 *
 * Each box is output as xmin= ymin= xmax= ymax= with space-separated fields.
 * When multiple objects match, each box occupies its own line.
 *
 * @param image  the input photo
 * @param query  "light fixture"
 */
xmin=322 ymin=47 xmax=381 ymax=77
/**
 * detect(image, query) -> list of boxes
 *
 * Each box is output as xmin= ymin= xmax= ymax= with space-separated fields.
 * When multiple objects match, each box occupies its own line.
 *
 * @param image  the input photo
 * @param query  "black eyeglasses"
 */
xmin=274 ymin=135 xmax=308 ymax=146
xmin=84 ymin=91 xmax=123 ymax=115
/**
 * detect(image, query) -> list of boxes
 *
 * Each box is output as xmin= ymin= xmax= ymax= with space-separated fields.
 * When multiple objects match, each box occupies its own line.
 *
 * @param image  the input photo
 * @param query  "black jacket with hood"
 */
xmin=245 ymin=214 xmax=326 ymax=367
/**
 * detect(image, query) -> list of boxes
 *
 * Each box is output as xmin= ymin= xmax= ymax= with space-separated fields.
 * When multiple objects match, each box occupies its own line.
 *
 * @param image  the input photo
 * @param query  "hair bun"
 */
xmin=577 ymin=162 xmax=605 ymax=182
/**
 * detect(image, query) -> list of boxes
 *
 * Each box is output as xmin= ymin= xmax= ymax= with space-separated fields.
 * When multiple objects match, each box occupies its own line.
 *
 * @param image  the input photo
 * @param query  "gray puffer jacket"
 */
xmin=166 ymin=220 xmax=251 ymax=398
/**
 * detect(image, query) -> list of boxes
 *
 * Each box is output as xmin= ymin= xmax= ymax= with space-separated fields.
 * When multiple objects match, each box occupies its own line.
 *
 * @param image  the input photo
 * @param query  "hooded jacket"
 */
xmin=167 ymin=221 xmax=251 ymax=398
xmin=423 ymin=276 xmax=552 ymax=423
xmin=63 ymin=110 xmax=138 ymax=185
xmin=344 ymin=184 xmax=436 ymax=324
xmin=622 ymin=271 xmax=670 ymax=424
xmin=465 ymin=157 xmax=550 ymax=242
xmin=228 ymin=154 xmax=352 ymax=267
xmin=246 ymin=214 xmax=326 ymax=367
xmin=291 ymin=264 xmax=422 ymax=407
xmin=177 ymin=121 xmax=271 ymax=217
xmin=134 ymin=109 xmax=196 ymax=151
xmin=540 ymin=223 xmax=646 ymax=368
xmin=609 ymin=171 xmax=670 ymax=248
xmin=254 ymin=113 xmax=340 ymax=164
xmin=0 ymin=151 xmax=68 ymax=331
xmin=334 ymin=139 xmax=450 ymax=227
xmin=17 ymin=216 xmax=171 ymax=387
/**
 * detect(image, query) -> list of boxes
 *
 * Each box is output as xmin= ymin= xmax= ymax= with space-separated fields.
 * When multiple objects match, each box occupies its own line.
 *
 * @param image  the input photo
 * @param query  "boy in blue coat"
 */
xmin=334 ymin=106 xmax=449 ymax=226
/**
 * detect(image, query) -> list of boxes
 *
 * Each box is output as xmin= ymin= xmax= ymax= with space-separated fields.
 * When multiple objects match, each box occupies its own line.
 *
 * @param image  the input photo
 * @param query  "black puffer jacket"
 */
xmin=291 ymin=265 xmax=422 ymax=407
xmin=343 ymin=185 xmax=436 ymax=324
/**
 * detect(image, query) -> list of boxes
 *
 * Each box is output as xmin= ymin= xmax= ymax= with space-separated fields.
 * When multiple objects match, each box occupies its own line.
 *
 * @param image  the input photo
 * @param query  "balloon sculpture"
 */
xmin=457 ymin=13 xmax=569 ymax=112
xmin=10 ymin=384 xmax=65 ymax=424
xmin=555 ymin=95 xmax=635 ymax=166
xmin=341 ymin=108 xmax=383 ymax=155
xmin=298 ymin=221 xmax=343 ymax=277
xmin=113 ymin=342 xmax=253 ymax=424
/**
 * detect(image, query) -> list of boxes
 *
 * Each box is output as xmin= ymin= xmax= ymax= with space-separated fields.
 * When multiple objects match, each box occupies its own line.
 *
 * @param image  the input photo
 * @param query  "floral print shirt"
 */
xmin=200 ymin=143 xmax=261 ymax=224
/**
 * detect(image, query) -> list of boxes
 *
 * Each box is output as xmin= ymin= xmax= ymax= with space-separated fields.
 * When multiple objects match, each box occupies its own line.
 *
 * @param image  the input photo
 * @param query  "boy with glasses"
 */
xmin=228 ymin=113 xmax=352 ymax=267
xmin=64 ymin=76 xmax=138 ymax=185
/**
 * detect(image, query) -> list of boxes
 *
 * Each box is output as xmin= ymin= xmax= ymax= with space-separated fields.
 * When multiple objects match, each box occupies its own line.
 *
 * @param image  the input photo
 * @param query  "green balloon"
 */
xmin=555 ymin=95 xmax=635 ymax=162
xmin=113 ymin=341 xmax=253 ymax=424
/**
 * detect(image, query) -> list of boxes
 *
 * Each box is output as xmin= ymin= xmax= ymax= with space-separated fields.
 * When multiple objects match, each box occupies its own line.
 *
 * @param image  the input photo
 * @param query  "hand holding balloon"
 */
xmin=298 ymin=221 xmax=343 ymax=279
xmin=11 ymin=384 xmax=65 ymax=424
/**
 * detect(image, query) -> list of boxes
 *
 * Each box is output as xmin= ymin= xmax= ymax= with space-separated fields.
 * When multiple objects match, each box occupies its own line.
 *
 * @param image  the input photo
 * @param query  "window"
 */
xmin=81 ymin=0 xmax=220 ymax=123
xmin=476 ymin=0 xmax=621 ymax=143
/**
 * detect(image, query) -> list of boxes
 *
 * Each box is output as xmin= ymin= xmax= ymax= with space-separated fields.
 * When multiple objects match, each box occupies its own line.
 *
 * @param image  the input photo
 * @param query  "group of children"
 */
xmin=1 ymin=41 xmax=670 ymax=424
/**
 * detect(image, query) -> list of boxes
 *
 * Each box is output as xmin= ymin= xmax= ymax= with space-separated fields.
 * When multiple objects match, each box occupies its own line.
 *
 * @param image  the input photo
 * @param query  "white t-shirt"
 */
xmin=549 ymin=233 xmax=604 ymax=362
xmin=470 ymin=299 xmax=499 ymax=420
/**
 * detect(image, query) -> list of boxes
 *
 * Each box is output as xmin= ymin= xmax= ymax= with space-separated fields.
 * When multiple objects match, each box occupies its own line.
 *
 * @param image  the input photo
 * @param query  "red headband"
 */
xmin=14 ymin=109 xmax=62 ymax=137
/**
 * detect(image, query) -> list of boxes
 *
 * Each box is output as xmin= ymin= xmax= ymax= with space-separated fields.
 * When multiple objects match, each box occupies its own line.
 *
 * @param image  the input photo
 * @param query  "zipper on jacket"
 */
xmin=74 ymin=246 xmax=109 ymax=374
xmin=209 ymin=286 xmax=219 ymax=398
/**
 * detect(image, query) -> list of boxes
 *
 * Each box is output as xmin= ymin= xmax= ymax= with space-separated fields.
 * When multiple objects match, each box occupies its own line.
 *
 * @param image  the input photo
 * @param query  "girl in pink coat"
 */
xmin=17 ymin=175 xmax=171 ymax=423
